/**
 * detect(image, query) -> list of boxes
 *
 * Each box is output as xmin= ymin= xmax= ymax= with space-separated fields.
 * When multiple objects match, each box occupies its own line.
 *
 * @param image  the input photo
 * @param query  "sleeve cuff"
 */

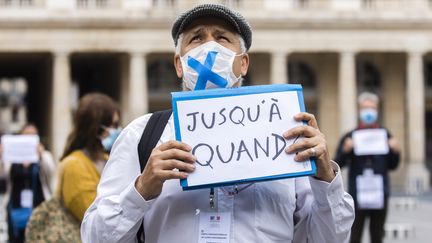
xmin=308 ymin=161 xmax=346 ymax=208
xmin=117 ymin=175 xmax=155 ymax=223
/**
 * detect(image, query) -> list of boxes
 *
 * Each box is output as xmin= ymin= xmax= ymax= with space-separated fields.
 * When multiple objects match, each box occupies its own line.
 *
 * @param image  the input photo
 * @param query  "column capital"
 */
xmin=129 ymin=50 xmax=148 ymax=57
xmin=52 ymin=50 xmax=71 ymax=58
xmin=271 ymin=50 xmax=290 ymax=55
xmin=407 ymin=50 xmax=426 ymax=56
xmin=339 ymin=51 xmax=357 ymax=57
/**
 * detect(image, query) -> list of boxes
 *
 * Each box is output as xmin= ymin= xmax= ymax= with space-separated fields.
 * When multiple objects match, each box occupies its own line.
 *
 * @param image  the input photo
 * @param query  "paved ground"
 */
xmin=0 ymin=196 xmax=7 ymax=243
xmin=361 ymin=192 xmax=432 ymax=243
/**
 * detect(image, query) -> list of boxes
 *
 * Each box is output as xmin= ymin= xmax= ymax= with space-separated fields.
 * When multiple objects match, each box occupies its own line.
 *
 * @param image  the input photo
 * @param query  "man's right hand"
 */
xmin=343 ymin=137 xmax=354 ymax=153
xmin=135 ymin=140 xmax=196 ymax=200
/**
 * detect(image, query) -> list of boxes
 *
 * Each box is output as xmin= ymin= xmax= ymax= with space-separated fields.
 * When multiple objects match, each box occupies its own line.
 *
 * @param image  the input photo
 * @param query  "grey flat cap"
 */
xmin=172 ymin=4 xmax=252 ymax=50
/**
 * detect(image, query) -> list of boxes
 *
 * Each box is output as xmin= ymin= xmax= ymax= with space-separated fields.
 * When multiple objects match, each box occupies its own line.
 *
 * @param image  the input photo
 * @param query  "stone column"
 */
xmin=270 ymin=52 xmax=288 ymax=84
xmin=406 ymin=51 xmax=429 ymax=193
xmin=126 ymin=52 xmax=148 ymax=123
xmin=51 ymin=51 xmax=72 ymax=160
xmin=338 ymin=52 xmax=357 ymax=134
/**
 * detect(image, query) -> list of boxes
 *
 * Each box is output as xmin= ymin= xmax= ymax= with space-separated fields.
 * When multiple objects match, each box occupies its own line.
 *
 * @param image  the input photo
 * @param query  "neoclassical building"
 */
xmin=0 ymin=0 xmax=431 ymax=192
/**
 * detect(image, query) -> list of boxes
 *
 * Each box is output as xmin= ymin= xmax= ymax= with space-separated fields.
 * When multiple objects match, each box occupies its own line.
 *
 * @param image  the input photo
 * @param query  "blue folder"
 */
xmin=171 ymin=84 xmax=317 ymax=190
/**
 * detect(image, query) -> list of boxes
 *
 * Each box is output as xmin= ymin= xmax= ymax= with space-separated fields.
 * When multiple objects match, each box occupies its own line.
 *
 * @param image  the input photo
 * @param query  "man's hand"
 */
xmin=388 ymin=137 xmax=400 ymax=153
xmin=38 ymin=144 xmax=44 ymax=160
xmin=283 ymin=112 xmax=335 ymax=183
xmin=342 ymin=138 xmax=354 ymax=153
xmin=135 ymin=140 xmax=196 ymax=200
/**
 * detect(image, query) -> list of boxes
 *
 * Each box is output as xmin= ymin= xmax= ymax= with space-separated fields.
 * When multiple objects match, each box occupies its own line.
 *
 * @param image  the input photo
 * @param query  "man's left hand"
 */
xmin=283 ymin=112 xmax=335 ymax=183
xmin=388 ymin=137 xmax=400 ymax=153
xmin=37 ymin=144 xmax=44 ymax=160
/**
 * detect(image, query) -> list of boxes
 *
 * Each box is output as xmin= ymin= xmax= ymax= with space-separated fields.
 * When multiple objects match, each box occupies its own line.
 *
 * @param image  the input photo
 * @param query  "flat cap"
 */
xmin=171 ymin=4 xmax=252 ymax=51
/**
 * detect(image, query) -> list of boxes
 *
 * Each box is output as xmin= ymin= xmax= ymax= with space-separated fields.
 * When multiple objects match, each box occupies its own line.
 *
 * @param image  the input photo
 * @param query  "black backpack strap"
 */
xmin=138 ymin=109 xmax=172 ymax=172
xmin=136 ymin=109 xmax=172 ymax=243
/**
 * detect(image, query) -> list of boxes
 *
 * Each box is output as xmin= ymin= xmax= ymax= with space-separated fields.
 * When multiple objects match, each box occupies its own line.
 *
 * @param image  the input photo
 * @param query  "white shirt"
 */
xmin=81 ymin=114 xmax=355 ymax=243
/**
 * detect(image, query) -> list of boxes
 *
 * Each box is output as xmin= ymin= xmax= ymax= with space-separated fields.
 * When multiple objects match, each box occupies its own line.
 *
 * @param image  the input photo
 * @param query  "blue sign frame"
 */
xmin=171 ymin=84 xmax=317 ymax=190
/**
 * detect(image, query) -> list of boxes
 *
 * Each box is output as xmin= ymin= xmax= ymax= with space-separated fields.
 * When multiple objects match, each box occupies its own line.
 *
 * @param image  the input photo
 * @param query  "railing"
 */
xmin=0 ymin=0 xmax=39 ymax=8
xmin=77 ymin=0 xmax=108 ymax=9
xmin=0 ymin=0 xmax=430 ymax=12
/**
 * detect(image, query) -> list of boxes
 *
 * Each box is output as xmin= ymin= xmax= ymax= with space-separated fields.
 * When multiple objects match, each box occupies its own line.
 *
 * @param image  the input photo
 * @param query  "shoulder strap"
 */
xmin=137 ymin=109 xmax=172 ymax=172
xmin=136 ymin=109 xmax=172 ymax=243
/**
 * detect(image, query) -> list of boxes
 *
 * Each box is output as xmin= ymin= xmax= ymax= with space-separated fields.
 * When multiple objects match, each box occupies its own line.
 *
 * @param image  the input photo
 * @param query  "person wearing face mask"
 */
xmin=0 ymin=123 xmax=57 ymax=243
xmin=60 ymin=93 xmax=120 ymax=223
xmin=81 ymin=4 xmax=354 ymax=243
xmin=334 ymin=92 xmax=400 ymax=243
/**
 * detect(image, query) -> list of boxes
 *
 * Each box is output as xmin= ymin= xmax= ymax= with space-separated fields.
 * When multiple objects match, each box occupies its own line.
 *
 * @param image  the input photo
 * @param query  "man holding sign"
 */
xmin=335 ymin=92 xmax=400 ymax=243
xmin=82 ymin=4 xmax=354 ymax=243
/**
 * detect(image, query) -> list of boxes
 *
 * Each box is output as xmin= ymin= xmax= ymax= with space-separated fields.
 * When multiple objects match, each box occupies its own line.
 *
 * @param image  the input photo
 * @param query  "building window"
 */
xmin=425 ymin=60 xmax=432 ymax=89
xmin=356 ymin=60 xmax=381 ymax=94
xmin=288 ymin=61 xmax=316 ymax=89
xmin=148 ymin=59 xmax=180 ymax=92
xmin=147 ymin=54 xmax=181 ymax=111
xmin=0 ymin=78 xmax=27 ymax=132
xmin=288 ymin=60 xmax=317 ymax=115
xmin=426 ymin=111 xmax=432 ymax=178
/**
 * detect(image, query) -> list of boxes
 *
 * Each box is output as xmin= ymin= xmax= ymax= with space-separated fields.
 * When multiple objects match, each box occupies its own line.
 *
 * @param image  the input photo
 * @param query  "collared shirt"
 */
xmin=81 ymin=114 xmax=355 ymax=243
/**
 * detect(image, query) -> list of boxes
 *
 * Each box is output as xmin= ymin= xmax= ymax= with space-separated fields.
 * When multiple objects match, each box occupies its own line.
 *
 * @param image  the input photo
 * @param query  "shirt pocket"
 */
xmin=254 ymin=180 xmax=296 ymax=242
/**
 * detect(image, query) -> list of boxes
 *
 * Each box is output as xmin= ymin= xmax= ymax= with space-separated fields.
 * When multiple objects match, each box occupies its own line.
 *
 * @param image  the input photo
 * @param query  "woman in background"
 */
xmin=60 ymin=93 xmax=120 ymax=222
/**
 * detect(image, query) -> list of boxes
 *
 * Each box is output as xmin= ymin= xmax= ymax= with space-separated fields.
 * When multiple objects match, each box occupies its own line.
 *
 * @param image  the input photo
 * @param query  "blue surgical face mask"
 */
xmin=360 ymin=108 xmax=378 ymax=125
xmin=101 ymin=127 xmax=121 ymax=152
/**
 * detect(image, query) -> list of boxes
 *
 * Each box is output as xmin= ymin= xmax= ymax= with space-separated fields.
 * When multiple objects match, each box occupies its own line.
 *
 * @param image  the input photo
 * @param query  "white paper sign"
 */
xmin=1 ymin=135 xmax=40 ymax=163
xmin=172 ymin=84 xmax=315 ymax=190
xmin=198 ymin=212 xmax=231 ymax=243
xmin=356 ymin=169 xmax=384 ymax=209
xmin=352 ymin=129 xmax=389 ymax=156
xmin=20 ymin=189 xmax=34 ymax=208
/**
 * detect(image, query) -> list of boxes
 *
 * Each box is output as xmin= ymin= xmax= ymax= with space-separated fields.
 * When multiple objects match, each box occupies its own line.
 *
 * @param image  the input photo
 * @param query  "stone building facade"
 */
xmin=0 ymin=0 xmax=431 ymax=193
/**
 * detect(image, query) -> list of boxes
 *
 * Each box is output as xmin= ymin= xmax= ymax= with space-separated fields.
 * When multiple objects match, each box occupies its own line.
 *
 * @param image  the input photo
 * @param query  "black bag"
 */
xmin=136 ymin=109 xmax=172 ymax=243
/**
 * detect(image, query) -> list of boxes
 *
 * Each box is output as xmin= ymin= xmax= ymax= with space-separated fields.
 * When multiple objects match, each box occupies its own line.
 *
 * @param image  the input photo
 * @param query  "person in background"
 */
xmin=0 ymin=123 xmax=56 ymax=243
xmin=60 ymin=93 xmax=120 ymax=223
xmin=0 ymin=130 xmax=6 ymax=193
xmin=335 ymin=92 xmax=401 ymax=243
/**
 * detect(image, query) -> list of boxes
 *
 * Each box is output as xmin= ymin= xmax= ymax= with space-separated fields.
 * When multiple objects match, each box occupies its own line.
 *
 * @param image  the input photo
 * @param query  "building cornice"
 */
xmin=2 ymin=10 xmax=432 ymax=30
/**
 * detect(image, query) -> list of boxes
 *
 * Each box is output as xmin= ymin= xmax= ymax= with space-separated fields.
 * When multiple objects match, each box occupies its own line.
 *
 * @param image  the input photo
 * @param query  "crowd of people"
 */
xmin=0 ymin=93 xmax=121 ymax=242
xmin=0 ymin=4 xmax=401 ymax=243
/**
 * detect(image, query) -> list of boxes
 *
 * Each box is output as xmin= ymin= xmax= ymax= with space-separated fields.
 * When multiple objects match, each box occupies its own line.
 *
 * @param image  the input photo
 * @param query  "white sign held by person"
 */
xmin=172 ymin=84 xmax=316 ymax=190
xmin=352 ymin=129 xmax=389 ymax=156
xmin=1 ymin=134 xmax=40 ymax=163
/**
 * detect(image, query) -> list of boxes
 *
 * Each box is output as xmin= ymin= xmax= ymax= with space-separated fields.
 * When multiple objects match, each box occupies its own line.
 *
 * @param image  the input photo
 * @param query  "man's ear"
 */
xmin=174 ymin=54 xmax=183 ymax=78
xmin=241 ymin=53 xmax=249 ymax=76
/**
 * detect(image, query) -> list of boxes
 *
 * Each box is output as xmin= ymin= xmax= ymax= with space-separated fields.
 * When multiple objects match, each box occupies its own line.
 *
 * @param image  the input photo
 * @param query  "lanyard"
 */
xmin=209 ymin=183 xmax=254 ymax=209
